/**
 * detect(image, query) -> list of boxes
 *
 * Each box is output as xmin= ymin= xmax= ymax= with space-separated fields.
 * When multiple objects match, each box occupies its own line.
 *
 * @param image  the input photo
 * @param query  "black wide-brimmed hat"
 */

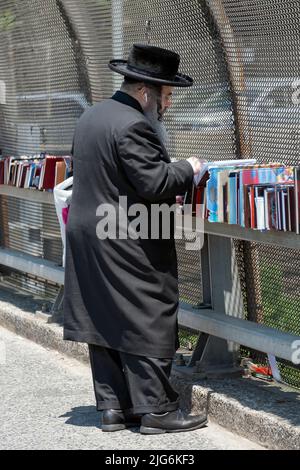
xmin=108 ymin=43 xmax=193 ymax=87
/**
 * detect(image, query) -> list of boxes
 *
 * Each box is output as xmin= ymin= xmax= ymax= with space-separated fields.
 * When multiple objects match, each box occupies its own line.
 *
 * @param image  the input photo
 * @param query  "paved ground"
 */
xmin=0 ymin=326 xmax=263 ymax=450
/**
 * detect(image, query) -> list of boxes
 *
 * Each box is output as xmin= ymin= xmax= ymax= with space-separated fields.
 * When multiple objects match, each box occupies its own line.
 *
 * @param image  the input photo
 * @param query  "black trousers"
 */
xmin=88 ymin=344 xmax=180 ymax=414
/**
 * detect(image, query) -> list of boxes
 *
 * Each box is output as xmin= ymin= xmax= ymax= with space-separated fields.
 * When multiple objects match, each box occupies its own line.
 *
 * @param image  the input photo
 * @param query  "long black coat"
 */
xmin=63 ymin=91 xmax=194 ymax=358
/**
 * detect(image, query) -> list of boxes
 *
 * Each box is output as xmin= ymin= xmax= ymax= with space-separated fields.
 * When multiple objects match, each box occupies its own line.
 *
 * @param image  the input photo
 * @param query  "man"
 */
xmin=63 ymin=43 xmax=207 ymax=434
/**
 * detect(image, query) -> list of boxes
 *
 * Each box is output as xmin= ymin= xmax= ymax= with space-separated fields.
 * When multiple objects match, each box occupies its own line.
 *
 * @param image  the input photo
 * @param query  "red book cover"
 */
xmin=267 ymin=189 xmax=277 ymax=230
xmin=41 ymin=156 xmax=63 ymax=190
xmin=244 ymin=186 xmax=251 ymax=228
xmin=250 ymin=186 xmax=256 ymax=229
xmin=223 ymin=182 xmax=228 ymax=223
xmin=8 ymin=162 xmax=16 ymax=186
xmin=294 ymin=167 xmax=300 ymax=234
xmin=242 ymin=169 xmax=260 ymax=186
xmin=0 ymin=160 xmax=4 ymax=184
xmin=196 ymin=170 xmax=210 ymax=188
xmin=288 ymin=186 xmax=296 ymax=232
xmin=194 ymin=185 xmax=206 ymax=218
xmin=20 ymin=164 xmax=30 ymax=188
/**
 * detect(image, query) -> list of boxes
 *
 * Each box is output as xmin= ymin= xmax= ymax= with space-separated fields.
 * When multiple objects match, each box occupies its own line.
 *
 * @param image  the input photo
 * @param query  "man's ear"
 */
xmin=139 ymin=84 xmax=149 ymax=104
xmin=139 ymin=84 xmax=147 ymax=95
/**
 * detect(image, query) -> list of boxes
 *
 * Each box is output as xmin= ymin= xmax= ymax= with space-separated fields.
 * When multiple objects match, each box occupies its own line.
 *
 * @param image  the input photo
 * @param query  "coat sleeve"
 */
xmin=117 ymin=119 xmax=194 ymax=202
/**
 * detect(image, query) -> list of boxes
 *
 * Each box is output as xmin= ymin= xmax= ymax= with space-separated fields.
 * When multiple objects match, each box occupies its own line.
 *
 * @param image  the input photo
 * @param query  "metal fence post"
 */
xmin=191 ymin=233 xmax=244 ymax=372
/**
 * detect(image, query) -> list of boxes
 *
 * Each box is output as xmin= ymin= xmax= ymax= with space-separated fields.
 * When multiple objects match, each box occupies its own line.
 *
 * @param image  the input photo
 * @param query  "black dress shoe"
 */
xmin=101 ymin=409 xmax=141 ymax=432
xmin=140 ymin=409 xmax=207 ymax=434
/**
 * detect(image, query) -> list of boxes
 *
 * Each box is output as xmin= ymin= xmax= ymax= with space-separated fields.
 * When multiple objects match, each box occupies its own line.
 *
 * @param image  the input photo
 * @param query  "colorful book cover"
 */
xmin=206 ymin=166 xmax=236 ymax=222
xmin=55 ymin=161 xmax=67 ymax=186
xmin=223 ymin=182 xmax=228 ymax=223
xmin=0 ymin=160 xmax=4 ymax=184
xmin=294 ymin=167 xmax=300 ymax=234
xmin=282 ymin=190 xmax=288 ymax=232
xmin=40 ymin=156 xmax=64 ymax=190
xmin=32 ymin=163 xmax=43 ymax=188
xmin=239 ymin=165 xmax=294 ymax=227
xmin=249 ymin=186 xmax=256 ymax=229
xmin=228 ymin=171 xmax=238 ymax=224
xmin=28 ymin=163 xmax=36 ymax=188
xmin=268 ymin=188 xmax=277 ymax=230
xmin=206 ymin=167 xmax=219 ymax=223
xmin=264 ymin=189 xmax=270 ymax=230
xmin=288 ymin=186 xmax=296 ymax=232
xmin=217 ymin=170 xmax=231 ymax=223
xmin=275 ymin=186 xmax=282 ymax=231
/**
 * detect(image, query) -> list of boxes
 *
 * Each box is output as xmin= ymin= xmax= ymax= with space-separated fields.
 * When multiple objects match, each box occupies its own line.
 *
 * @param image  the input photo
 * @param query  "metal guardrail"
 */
xmin=175 ymin=217 xmax=300 ymax=251
xmin=203 ymin=220 xmax=300 ymax=251
xmin=178 ymin=304 xmax=299 ymax=364
xmin=0 ymin=185 xmax=54 ymax=205
xmin=0 ymin=246 xmax=64 ymax=285
xmin=0 ymin=185 xmax=299 ymax=368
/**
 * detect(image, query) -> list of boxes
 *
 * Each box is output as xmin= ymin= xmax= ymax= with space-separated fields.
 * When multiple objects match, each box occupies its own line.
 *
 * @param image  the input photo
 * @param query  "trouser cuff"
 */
xmin=131 ymin=399 xmax=180 ymax=414
xmin=96 ymin=400 xmax=132 ymax=411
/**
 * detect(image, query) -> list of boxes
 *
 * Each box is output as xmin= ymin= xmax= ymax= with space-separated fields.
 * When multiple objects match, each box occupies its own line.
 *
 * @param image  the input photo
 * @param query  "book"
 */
xmin=217 ymin=170 xmax=231 ymax=223
xmin=288 ymin=186 xmax=296 ymax=232
xmin=0 ymin=160 xmax=4 ymax=184
xmin=239 ymin=164 xmax=287 ymax=227
xmin=276 ymin=186 xmax=282 ymax=231
xmin=255 ymin=195 xmax=265 ymax=230
xmin=269 ymin=188 xmax=277 ymax=230
xmin=39 ymin=156 xmax=64 ymax=190
xmin=55 ymin=161 xmax=67 ymax=186
xmin=228 ymin=171 xmax=238 ymax=225
xmin=195 ymin=159 xmax=298 ymax=234
xmin=294 ymin=167 xmax=300 ymax=234
xmin=193 ymin=158 xmax=257 ymax=187
xmin=249 ymin=186 xmax=256 ymax=229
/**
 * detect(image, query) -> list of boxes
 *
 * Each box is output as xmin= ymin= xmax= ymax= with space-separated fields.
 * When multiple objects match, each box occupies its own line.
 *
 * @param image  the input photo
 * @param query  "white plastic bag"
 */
xmin=53 ymin=176 xmax=73 ymax=267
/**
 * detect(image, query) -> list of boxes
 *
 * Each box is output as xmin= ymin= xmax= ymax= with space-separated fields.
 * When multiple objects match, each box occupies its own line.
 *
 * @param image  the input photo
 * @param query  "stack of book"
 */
xmin=0 ymin=154 xmax=72 ymax=191
xmin=190 ymin=160 xmax=300 ymax=234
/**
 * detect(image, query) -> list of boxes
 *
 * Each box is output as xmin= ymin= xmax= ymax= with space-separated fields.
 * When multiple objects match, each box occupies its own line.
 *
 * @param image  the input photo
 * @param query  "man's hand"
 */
xmin=187 ymin=157 xmax=208 ymax=186
xmin=187 ymin=157 xmax=208 ymax=175
xmin=176 ymin=195 xmax=184 ymax=205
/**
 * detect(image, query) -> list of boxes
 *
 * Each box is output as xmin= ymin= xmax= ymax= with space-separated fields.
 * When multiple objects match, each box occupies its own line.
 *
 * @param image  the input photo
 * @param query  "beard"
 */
xmin=144 ymin=104 xmax=170 ymax=149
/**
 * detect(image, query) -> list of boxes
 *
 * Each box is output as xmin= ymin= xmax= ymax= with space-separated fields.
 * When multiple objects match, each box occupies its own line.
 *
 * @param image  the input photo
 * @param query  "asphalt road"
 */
xmin=0 ymin=326 xmax=263 ymax=450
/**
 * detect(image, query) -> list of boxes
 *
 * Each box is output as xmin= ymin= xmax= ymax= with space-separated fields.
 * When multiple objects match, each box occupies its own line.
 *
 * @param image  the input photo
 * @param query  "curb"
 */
xmin=0 ymin=304 xmax=89 ymax=364
xmin=171 ymin=373 xmax=300 ymax=450
xmin=0 ymin=304 xmax=299 ymax=450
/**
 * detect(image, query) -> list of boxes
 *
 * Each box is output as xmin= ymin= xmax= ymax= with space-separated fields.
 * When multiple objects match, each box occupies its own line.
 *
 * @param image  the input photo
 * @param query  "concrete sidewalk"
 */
xmin=0 ymin=325 xmax=264 ymax=450
xmin=0 ymin=284 xmax=299 ymax=450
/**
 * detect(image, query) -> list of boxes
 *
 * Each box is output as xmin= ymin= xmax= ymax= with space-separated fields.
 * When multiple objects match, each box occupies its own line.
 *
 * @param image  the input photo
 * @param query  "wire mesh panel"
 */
xmin=0 ymin=194 xmax=63 ymax=264
xmin=210 ymin=0 xmax=300 ymax=163
xmin=59 ymin=0 xmax=113 ymax=102
xmin=116 ymin=0 xmax=237 ymax=162
xmin=176 ymin=238 xmax=203 ymax=306
xmin=0 ymin=0 xmax=86 ymax=156
xmin=210 ymin=0 xmax=300 ymax=387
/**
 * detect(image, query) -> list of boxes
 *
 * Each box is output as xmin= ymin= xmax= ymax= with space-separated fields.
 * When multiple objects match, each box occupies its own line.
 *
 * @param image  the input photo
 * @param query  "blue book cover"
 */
xmin=207 ymin=166 xmax=236 ymax=222
xmin=206 ymin=167 xmax=219 ymax=223
xmin=28 ymin=163 xmax=36 ymax=187
xmin=228 ymin=172 xmax=238 ymax=224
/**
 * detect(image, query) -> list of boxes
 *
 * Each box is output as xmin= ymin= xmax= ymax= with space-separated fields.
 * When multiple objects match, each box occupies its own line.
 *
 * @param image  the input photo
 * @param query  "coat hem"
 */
xmin=64 ymin=328 xmax=176 ymax=359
